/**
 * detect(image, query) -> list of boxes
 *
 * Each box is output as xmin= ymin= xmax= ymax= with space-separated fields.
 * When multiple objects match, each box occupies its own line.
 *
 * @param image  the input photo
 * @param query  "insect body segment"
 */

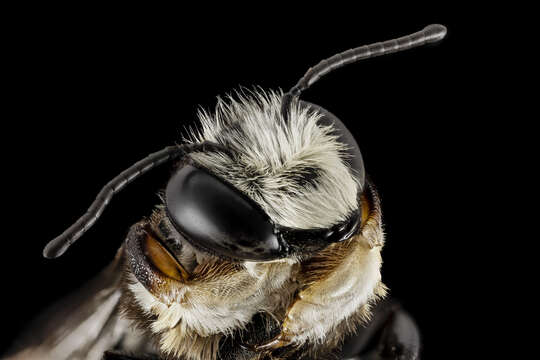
xmin=34 ymin=24 xmax=447 ymax=360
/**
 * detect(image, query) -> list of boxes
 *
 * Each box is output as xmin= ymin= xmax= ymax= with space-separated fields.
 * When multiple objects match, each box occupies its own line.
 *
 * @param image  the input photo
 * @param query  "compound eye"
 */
xmin=165 ymin=165 xmax=284 ymax=261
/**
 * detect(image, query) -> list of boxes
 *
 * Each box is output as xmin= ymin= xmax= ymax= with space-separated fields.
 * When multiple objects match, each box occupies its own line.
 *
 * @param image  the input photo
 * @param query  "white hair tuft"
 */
xmin=186 ymin=89 xmax=360 ymax=229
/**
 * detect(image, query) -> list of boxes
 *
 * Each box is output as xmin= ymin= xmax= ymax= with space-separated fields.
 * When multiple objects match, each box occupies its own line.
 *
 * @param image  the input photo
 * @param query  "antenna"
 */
xmin=281 ymin=24 xmax=447 ymax=118
xmin=43 ymin=142 xmax=226 ymax=258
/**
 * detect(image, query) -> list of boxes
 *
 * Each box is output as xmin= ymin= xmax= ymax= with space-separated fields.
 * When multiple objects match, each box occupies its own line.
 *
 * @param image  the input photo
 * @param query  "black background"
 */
xmin=3 ymin=5 xmax=498 ymax=359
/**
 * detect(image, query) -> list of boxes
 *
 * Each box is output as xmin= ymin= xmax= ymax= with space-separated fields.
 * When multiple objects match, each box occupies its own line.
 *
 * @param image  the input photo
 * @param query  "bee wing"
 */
xmin=4 ymin=248 xmax=128 ymax=360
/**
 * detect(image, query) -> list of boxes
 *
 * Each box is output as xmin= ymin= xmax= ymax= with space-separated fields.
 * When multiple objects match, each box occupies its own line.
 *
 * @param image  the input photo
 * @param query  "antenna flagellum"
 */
xmin=43 ymin=142 xmax=227 ymax=258
xmin=281 ymin=24 xmax=447 ymax=119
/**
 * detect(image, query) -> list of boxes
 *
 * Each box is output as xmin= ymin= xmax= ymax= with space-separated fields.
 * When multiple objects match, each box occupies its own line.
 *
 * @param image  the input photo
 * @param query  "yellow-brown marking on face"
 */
xmin=360 ymin=192 xmax=371 ymax=227
xmin=143 ymin=232 xmax=190 ymax=282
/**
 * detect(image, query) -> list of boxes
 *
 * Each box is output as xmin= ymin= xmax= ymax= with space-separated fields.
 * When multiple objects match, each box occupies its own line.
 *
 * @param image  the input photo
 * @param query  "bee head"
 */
xmin=164 ymin=90 xmax=364 ymax=261
xmin=41 ymin=24 xmax=446 ymax=359
xmin=43 ymin=24 xmax=446 ymax=261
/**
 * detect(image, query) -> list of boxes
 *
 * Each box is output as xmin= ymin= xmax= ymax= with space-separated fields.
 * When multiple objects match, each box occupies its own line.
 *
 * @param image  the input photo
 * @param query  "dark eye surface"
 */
xmin=165 ymin=165 xmax=283 ymax=261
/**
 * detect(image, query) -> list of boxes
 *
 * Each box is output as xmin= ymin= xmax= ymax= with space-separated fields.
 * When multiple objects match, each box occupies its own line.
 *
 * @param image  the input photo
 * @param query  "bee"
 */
xmin=5 ymin=24 xmax=446 ymax=360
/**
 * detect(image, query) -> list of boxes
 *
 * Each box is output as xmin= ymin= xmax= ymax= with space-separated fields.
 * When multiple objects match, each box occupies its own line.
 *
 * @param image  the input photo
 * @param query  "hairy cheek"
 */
xmin=126 ymin=273 xmax=263 ymax=338
xmin=126 ymin=261 xmax=256 ymax=311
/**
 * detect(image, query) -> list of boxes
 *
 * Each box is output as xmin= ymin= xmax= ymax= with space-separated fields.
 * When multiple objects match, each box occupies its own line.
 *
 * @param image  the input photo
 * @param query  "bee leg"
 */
xmin=252 ymin=331 xmax=294 ymax=351
xmin=251 ymin=292 xmax=308 ymax=352
xmin=254 ymin=240 xmax=384 ymax=353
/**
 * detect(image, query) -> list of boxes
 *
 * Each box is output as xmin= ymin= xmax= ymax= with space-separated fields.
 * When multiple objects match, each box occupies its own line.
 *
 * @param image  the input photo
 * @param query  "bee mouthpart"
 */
xmin=126 ymin=222 xmax=190 ymax=296
xmin=143 ymin=228 xmax=190 ymax=282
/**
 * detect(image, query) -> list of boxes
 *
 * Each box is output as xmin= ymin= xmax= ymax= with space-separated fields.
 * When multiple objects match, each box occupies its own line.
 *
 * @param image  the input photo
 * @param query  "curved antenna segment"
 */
xmin=43 ymin=142 xmax=226 ymax=259
xmin=281 ymin=24 xmax=447 ymax=118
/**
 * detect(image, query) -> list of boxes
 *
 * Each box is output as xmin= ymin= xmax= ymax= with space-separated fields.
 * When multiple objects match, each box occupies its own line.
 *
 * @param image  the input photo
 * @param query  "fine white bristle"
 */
xmin=187 ymin=89 xmax=360 ymax=229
